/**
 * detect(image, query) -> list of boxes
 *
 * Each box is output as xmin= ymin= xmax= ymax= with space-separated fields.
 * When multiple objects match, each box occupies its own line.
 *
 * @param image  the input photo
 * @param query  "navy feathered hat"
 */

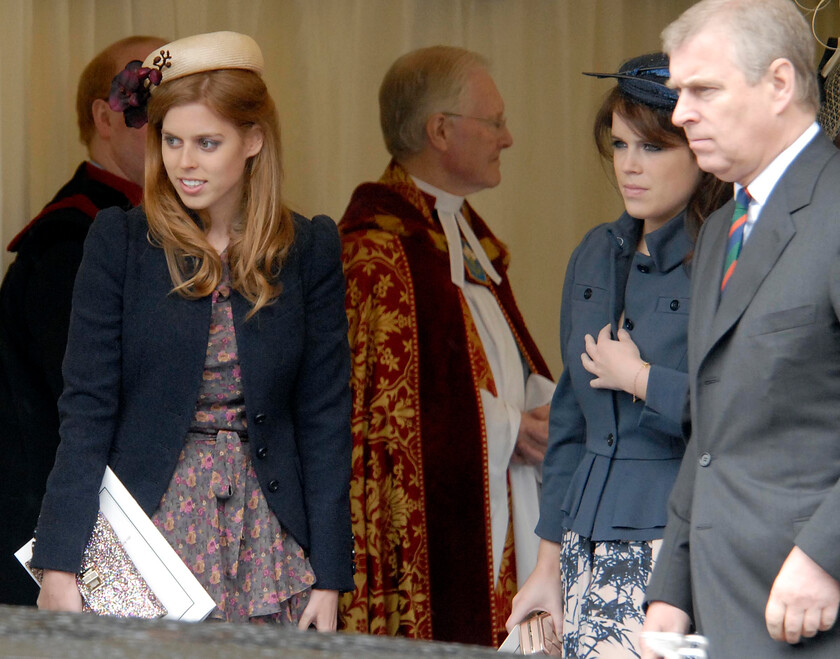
xmin=583 ymin=52 xmax=678 ymax=111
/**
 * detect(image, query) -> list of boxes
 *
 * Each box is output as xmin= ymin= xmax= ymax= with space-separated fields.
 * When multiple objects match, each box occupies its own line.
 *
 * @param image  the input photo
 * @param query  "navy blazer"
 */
xmin=537 ymin=211 xmax=692 ymax=543
xmin=31 ymin=206 xmax=354 ymax=591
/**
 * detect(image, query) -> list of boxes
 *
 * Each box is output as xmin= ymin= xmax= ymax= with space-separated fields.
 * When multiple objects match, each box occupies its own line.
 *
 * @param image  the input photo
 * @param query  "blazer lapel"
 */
xmin=708 ymin=191 xmax=796 ymax=348
xmin=607 ymin=214 xmax=638 ymax=335
xmin=695 ymin=132 xmax=836 ymax=366
xmin=689 ymin=205 xmax=730 ymax=363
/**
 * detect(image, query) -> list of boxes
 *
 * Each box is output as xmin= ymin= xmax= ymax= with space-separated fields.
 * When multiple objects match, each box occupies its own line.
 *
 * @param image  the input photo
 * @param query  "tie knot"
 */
xmin=736 ymin=187 xmax=752 ymax=209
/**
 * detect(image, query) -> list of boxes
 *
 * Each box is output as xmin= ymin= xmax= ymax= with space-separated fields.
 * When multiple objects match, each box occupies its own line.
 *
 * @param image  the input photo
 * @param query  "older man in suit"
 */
xmin=642 ymin=0 xmax=840 ymax=656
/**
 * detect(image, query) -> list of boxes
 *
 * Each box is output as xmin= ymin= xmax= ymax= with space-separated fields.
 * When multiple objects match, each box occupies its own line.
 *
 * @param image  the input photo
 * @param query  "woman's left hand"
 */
xmin=581 ymin=324 xmax=644 ymax=395
xmin=298 ymin=588 xmax=339 ymax=632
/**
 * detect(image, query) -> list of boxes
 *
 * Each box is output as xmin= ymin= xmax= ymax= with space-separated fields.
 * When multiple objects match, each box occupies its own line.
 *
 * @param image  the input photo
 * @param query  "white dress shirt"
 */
xmin=739 ymin=122 xmax=820 ymax=243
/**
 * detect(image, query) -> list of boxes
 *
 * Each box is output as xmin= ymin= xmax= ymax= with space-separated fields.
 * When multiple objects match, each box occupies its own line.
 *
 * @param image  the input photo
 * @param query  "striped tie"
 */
xmin=720 ymin=187 xmax=751 ymax=291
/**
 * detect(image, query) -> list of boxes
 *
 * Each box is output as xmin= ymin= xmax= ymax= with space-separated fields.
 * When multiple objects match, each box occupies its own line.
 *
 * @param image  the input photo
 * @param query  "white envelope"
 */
xmin=16 ymin=466 xmax=216 ymax=622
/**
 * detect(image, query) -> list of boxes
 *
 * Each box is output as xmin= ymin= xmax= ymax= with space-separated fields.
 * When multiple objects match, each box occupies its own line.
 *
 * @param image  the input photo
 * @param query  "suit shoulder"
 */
xmin=91 ymin=205 xmax=148 ymax=232
xmin=11 ymin=207 xmax=92 ymax=257
xmin=799 ymin=147 xmax=840 ymax=217
xmin=566 ymin=220 xmax=619 ymax=268
xmin=86 ymin=205 xmax=149 ymax=256
xmin=578 ymin=220 xmax=615 ymax=247
xmin=820 ymin=146 xmax=840 ymax=178
xmin=290 ymin=212 xmax=340 ymax=261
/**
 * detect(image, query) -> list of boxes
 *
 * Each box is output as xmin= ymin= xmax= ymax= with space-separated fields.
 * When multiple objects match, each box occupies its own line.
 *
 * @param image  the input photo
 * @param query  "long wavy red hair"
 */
xmin=144 ymin=69 xmax=293 ymax=318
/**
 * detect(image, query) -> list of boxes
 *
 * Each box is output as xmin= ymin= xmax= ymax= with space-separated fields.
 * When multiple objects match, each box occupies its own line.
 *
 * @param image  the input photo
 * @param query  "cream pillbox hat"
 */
xmin=110 ymin=31 xmax=264 ymax=128
xmin=143 ymin=31 xmax=264 ymax=88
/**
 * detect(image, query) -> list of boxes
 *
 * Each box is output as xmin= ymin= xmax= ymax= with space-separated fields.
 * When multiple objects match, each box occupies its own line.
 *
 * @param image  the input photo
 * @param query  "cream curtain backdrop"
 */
xmin=1 ymin=0 xmax=837 ymax=373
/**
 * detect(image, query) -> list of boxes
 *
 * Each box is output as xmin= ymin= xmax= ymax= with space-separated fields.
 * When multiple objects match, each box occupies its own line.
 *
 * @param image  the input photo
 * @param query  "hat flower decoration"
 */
xmin=108 ymin=50 xmax=170 ymax=128
xmin=107 ymin=32 xmax=264 ymax=129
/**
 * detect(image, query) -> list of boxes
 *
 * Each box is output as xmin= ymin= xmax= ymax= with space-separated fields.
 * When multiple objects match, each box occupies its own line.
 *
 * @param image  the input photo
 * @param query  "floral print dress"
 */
xmin=151 ymin=263 xmax=314 ymax=623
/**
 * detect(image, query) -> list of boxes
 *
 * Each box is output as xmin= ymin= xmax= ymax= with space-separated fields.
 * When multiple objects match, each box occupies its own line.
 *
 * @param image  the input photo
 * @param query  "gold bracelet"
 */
xmin=633 ymin=361 xmax=650 ymax=403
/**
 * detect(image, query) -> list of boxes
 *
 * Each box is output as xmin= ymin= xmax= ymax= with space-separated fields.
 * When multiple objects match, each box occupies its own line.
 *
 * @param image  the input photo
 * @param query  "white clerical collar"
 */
xmin=410 ymin=176 xmax=502 ymax=288
xmin=411 ymin=177 xmax=465 ymax=213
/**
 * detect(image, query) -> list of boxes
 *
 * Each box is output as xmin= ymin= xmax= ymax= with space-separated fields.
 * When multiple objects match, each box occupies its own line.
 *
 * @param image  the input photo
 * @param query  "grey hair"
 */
xmin=662 ymin=0 xmax=818 ymax=112
xmin=379 ymin=46 xmax=489 ymax=160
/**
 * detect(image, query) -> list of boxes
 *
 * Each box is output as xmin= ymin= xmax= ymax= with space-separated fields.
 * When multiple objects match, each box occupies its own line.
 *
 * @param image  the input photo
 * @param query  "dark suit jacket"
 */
xmin=30 ymin=206 xmax=354 ymax=592
xmin=0 ymin=163 xmax=141 ymax=605
xmin=646 ymin=132 xmax=840 ymax=656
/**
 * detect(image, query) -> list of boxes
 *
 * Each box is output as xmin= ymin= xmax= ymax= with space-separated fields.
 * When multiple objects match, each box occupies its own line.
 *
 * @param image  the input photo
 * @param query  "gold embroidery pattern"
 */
xmin=339 ymin=230 xmax=432 ymax=638
xmin=337 ymin=161 xmax=544 ymax=644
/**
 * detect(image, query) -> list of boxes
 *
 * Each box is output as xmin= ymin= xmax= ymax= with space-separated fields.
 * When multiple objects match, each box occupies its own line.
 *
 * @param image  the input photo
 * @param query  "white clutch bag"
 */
xmin=16 ymin=467 xmax=216 ymax=621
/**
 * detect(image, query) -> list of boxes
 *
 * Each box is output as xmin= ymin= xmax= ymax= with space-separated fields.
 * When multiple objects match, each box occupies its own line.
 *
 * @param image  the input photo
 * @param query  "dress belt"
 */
xmin=188 ymin=427 xmax=249 ymax=441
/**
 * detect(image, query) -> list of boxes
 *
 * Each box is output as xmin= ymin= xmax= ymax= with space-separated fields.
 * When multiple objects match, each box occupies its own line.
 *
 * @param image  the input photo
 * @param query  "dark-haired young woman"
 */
xmin=507 ymin=53 xmax=730 ymax=658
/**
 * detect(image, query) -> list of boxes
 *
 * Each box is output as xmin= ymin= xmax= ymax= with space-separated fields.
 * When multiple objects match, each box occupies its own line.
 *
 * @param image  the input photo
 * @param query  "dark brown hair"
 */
xmin=593 ymin=87 xmax=731 ymax=241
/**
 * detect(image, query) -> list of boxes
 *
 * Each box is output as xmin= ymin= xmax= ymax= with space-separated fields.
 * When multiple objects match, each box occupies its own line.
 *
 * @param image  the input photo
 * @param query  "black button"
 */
xmin=606 ymin=433 xmax=614 ymax=447
xmin=637 ymin=264 xmax=650 ymax=274
xmin=699 ymin=452 xmax=712 ymax=467
xmin=670 ymin=299 xmax=680 ymax=311
xmin=583 ymin=288 xmax=592 ymax=300
xmin=254 ymin=413 xmax=267 ymax=425
xmin=267 ymin=479 xmax=280 ymax=492
xmin=256 ymin=447 xmax=268 ymax=460
xmin=624 ymin=319 xmax=634 ymax=331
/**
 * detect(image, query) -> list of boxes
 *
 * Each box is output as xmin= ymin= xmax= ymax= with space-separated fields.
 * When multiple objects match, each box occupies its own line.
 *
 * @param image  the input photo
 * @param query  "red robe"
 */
xmin=338 ymin=161 xmax=550 ymax=646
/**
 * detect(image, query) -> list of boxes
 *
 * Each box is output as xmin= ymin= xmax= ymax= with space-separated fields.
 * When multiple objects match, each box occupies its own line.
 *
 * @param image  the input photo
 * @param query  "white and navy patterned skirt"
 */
xmin=560 ymin=530 xmax=662 ymax=658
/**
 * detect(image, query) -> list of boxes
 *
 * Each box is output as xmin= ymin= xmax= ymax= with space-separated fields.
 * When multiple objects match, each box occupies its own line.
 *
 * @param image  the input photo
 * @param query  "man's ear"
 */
xmin=767 ymin=57 xmax=797 ymax=114
xmin=91 ymin=99 xmax=114 ymax=139
xmin=425 ymin=112 xmax=451 ymax=152
xmin=244 ymin=125 xmax=264 ymax=158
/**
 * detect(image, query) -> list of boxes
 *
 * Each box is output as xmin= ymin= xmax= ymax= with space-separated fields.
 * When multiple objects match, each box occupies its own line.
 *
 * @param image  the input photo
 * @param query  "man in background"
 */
xmin=338 ymin=46 xmax=553 ymax=645
xmin=0 ymin=34 xmax=165 ymax=605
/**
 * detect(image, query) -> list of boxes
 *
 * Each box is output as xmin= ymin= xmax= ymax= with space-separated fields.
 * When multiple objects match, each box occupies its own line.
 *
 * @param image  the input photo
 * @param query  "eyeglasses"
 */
xmin=442 ymin=112 xmax=508 ymax=133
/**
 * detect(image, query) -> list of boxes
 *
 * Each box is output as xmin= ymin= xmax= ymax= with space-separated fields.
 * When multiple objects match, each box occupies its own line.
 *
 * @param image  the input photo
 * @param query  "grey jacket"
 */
xmin=538 ymin=210 xmax=693 ymax=543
